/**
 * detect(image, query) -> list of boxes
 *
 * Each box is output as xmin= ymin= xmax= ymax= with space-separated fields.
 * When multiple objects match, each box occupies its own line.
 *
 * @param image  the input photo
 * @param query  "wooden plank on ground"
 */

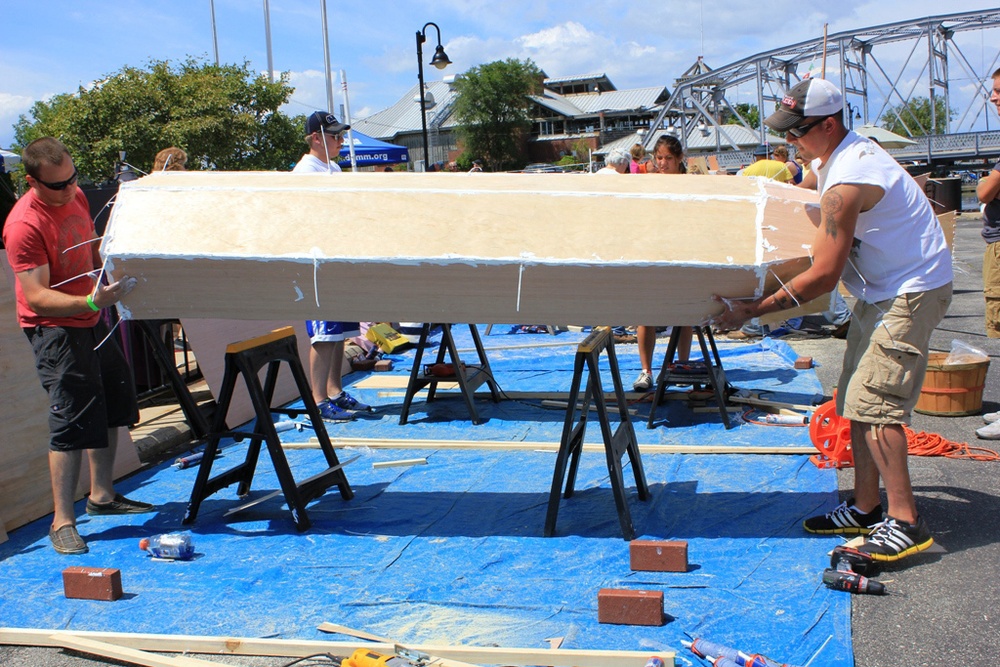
xmin=1 ymin=628 xmax=672 ymax=667
xmin=289 ymin=437 xmax=813 ymax=455
xmin=316 ymin=622 xmax=481 ymax=667
xmin=49 ymin=634 xmax=224 ymax=667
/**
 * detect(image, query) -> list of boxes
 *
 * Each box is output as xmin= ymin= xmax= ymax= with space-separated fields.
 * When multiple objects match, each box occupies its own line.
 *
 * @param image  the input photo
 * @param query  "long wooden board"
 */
xmin=289 ymin=436 xmax=814 ymax=455
xmin=105 ymin=172 xmax=821 ymax=326
xmin=0 ymin=628 xmax=673 ymax=667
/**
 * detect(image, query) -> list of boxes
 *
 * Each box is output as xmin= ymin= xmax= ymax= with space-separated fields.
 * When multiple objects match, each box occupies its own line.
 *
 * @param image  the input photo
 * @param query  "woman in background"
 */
xmin=634 ymin=135 xmax=693 ymax=392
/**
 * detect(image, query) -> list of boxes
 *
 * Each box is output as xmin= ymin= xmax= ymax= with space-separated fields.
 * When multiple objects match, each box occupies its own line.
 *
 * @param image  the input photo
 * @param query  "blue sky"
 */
xmin=2 ymin=1 xmax=1000 ymax=149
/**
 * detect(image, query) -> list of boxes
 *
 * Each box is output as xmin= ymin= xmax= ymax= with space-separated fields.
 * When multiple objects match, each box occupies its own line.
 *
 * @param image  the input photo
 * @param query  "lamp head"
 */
xmin=430 ymin=45 xmax=452 ymax=70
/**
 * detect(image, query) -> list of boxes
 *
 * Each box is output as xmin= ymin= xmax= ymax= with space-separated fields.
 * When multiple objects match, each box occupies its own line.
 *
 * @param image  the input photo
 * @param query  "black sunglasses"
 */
xmin=35 ymin=168 xmax=79 ymax=191
xmin=787 ymin=116 xmax=832 ymax=139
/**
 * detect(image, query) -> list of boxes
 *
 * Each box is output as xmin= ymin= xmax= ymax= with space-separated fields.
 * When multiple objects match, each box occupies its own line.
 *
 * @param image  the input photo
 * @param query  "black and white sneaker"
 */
xmin=858 ymin=515 xmax=934 ymax=562
xmin=803 ymin=499 xmax=883 ymax=535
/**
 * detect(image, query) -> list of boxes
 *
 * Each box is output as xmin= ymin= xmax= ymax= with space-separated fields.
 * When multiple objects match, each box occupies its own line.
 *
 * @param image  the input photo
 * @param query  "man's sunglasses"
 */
xmin=787 ymin=116 xmax=832 ymax=139
xmin=35 ymin=168 xmax=79 ymax=191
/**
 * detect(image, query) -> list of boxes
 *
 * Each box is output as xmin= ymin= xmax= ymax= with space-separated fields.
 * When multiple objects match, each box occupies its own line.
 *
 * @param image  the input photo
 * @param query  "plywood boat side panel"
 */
xmin=105 ymin=172 xmax=821 ymax=324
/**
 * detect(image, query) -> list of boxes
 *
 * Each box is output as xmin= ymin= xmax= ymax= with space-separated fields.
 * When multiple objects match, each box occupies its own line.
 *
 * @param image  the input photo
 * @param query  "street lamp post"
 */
xmin=416 ymin=22 xmax=451 ymax=170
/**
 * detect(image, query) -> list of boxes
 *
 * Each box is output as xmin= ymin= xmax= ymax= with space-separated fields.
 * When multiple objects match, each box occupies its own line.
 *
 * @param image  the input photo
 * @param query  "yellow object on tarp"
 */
xmin=365 ymin=322 xmax=410 ymax=353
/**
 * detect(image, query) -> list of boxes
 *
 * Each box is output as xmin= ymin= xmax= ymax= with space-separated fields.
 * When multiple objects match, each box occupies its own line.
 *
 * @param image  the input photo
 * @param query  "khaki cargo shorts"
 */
xmin=836 ymin=283 xmax=952 ymax=425
xmin=984 ymin=242 xmax=1000 ymax=338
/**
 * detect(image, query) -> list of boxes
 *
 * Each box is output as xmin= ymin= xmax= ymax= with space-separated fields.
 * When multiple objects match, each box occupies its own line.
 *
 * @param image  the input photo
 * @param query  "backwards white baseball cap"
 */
xmin=764 ymin=78 xmax=844 ymax=132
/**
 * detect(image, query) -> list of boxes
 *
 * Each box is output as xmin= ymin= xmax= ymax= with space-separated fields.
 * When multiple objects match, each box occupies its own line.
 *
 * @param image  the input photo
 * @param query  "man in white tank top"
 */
xmin=715 ymin=78 xmax=953 ymax=564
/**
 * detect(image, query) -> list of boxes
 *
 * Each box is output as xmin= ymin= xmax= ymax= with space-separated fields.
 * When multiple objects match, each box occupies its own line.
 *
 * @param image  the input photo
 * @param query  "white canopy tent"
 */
xmin=0 ymin=149 xmax=21 ymax=174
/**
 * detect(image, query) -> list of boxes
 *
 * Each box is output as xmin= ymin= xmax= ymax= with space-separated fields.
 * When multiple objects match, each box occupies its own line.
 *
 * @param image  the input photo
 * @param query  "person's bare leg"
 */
xmin=637 ymin=326 xmax=655 ymax=374
xmin=849 ymin=420 xmax=882 ymax=514
xmin=310 ymin=343 xmax=334 ymax=404
xmin=86 ymin=428 xmax=119 ymax=505
xmin=677 ymin=327 xmax=692 ymax=364
xmin=860 ymin=422 xmax=918 ymax=523
xmin=326 ymin=340 xmax=346 ymax=398
xmin=49 ymin=449 xmax=83 ymax=530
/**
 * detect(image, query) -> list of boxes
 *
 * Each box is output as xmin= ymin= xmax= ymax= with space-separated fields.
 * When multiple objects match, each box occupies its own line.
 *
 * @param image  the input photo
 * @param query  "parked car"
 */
xmin=522 ymin=163 xmax=565 ymax=173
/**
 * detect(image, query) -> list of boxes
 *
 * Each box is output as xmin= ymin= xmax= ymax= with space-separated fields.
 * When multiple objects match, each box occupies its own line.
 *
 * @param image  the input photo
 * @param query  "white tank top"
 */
xmin=814 ymin=132 xmax=952 ymax=303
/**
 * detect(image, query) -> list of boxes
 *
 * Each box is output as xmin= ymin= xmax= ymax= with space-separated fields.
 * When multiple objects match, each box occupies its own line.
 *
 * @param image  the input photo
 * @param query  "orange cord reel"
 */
xmin=809 ymin=393 xmax=854 ymax=469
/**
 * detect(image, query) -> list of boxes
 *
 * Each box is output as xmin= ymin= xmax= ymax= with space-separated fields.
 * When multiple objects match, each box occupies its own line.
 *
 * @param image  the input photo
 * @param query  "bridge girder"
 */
xmin=646 ymin=9 xmax=1000 ymax=153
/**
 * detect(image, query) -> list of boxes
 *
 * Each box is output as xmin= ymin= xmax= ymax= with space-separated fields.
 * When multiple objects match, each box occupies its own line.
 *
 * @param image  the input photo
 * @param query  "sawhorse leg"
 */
xmin=545 ymin=327 xmax=649 ymax=540
xmin=399 ymin=324 xmax=500 ymax=425
xmin=647 ymin=325 xmax=733 ymax=429
xmin=183 ymin=327 xmax=353 ymax=531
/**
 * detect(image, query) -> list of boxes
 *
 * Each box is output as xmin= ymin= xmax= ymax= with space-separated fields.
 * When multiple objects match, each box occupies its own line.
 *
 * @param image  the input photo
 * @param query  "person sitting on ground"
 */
xmin=634 ymin=135 xmax=694 ymax=392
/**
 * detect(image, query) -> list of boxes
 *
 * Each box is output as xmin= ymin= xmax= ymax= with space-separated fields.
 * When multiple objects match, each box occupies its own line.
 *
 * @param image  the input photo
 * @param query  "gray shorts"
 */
xmin=836 ymin=283 xmax=952 ymax=425
xmin=25 ymin=321 xmax=139 ymax=451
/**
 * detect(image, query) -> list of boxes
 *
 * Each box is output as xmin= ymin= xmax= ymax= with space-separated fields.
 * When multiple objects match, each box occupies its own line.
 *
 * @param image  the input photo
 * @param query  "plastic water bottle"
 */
xmin=139 ymin=532 xmax=195 ymax=560
xmin=644 ymin=658 xmax=665 ymax=667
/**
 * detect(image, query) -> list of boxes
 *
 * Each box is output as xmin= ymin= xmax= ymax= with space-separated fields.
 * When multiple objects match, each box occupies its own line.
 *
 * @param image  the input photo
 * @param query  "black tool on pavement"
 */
xmin=830 ymin=545 xmax=877 ymax=576
xmin=823 ymin=545 xmax=885 ymax=595
xmin=822 ymin=568 xmax=886 ymax=595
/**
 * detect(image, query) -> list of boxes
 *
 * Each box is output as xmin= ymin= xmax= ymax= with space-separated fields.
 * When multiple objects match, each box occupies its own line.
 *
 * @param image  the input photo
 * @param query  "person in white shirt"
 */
xmin=293 ymin=112 xmax=373 ymax=422
xmin=715 ymin=78 xmax=953 ymax=564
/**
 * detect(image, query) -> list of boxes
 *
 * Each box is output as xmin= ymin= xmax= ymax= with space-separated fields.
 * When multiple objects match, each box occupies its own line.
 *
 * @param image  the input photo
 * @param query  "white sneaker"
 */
xmin=976 ymin=419 xmax=1000 ymax=440
xmin=983 ymin=411 xmax=1000 ymax=424
xmin=633 ymin=371 xmax=653 ymax=392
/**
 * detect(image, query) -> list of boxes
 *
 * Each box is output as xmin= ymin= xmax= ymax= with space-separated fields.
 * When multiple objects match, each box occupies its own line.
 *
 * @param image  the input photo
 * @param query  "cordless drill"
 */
xmin=341 ymin=649 xmax=421 ymax=667
xmin=822 ymin=545 xmax=886 ymax=595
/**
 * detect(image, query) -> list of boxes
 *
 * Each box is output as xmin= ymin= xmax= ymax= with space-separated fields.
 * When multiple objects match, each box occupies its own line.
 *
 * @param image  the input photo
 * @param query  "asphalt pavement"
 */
xmin=2 ymin=213 xmax=997 ymax=667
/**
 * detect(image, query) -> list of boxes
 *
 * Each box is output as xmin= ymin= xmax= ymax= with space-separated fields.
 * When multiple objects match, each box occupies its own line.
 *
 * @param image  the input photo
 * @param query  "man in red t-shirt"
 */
xmin=4 ymin=137 xmax=154 ymax=555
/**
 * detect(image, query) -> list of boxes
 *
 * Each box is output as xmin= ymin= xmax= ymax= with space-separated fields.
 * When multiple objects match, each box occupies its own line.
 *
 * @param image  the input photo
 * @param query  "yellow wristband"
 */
xmin=86 ymin=294 xmax=100 ymax=312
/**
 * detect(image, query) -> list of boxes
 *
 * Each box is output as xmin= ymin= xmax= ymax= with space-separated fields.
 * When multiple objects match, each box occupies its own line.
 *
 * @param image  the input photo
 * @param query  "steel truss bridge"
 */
xmin=645 ymin=9 xmax=1000 ymax=172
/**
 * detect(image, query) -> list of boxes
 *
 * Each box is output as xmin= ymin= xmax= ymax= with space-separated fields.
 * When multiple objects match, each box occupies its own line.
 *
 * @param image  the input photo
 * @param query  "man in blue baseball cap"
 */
xmin=292 ymin=112 xmax=373 ymax=422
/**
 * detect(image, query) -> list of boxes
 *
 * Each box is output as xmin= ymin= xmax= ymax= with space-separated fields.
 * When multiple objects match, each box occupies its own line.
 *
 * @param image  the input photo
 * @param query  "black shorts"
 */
xmin=25 ymin=321 xmax=139 ymax=452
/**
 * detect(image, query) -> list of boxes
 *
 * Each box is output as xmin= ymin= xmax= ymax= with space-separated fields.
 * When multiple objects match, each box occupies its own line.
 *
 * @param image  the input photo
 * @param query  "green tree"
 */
xmin=880 ymin=95 xmax=954 ymax=136
xmin=12 ymin=58 xmax=302 ymax=183
xmin=452 ymin=58 xmax=545 ymax=171
xmin=720 ymin=102 xmax=760 ymax=129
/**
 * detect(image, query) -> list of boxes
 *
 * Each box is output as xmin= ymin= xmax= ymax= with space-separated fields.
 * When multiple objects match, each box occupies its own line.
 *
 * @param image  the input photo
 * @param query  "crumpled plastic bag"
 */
xmin=944 ymin=339 xmax=989 ymax=365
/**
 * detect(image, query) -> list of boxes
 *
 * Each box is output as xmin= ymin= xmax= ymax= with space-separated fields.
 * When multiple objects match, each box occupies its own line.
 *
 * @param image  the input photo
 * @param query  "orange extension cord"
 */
xmin=904 ymin=426 xmax=1000 ymax=461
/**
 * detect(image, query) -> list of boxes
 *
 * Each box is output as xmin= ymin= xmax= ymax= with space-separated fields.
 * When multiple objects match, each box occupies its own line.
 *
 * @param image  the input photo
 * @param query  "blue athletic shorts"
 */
xmin=305 ymin=321 xmax=360 ymax=343
xmin=25 ymin=322 xmax=139 ymax=451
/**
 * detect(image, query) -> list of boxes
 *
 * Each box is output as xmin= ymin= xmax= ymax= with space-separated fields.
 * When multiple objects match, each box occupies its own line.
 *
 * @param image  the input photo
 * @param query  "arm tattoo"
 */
xmin=821 ymin=190 xmax=844 ymax=239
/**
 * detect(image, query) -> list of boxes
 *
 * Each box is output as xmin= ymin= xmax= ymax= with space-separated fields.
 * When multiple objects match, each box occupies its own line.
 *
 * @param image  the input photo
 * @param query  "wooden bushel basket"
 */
xmin=915 ymin=352 xmax=990 ymax=416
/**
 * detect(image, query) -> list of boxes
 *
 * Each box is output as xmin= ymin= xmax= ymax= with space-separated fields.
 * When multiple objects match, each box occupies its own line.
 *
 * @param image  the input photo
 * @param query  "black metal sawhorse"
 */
xmin=182 ymin=326 xmax=353 ymax=531
xmin=545 ymin=326 xmax=649 ymax=540
xmin=399 ymin=323 xmax=501 ymax=425
xmin=647 ymin=325 xmax=734 ymax=429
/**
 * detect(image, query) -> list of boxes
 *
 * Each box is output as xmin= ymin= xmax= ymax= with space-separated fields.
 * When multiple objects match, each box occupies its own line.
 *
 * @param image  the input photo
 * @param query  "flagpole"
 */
xmin=321 ymin=0 xmax=335 ymax=113
xmin=341 ymin=69 xmax=357 ymax=170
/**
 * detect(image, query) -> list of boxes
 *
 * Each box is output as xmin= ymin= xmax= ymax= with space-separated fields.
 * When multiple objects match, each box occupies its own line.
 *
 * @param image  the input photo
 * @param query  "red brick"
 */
xmin=597 ymin=588 xmax=664 ymax=626
xmin=794 ymin=356 xmax=813 ymax=369
xmin=630 ymin=539 xmax=688 ymax=572
xmin=62 ymin=566 xmax=123 ymax=601
xmin=374 ymin=359 xmax=394 ymax=372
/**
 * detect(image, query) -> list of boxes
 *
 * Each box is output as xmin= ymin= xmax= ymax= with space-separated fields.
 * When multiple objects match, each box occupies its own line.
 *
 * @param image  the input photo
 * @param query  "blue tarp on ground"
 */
xmin=339 ymin=130 xmax=408 ymax=167
xmin=0 ymin=329 xmax=851 ymax=667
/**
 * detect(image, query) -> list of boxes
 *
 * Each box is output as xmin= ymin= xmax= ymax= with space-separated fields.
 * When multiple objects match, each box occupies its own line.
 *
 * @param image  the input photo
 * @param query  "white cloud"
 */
xmin=0 ymin=92 xmax=40 ymax=148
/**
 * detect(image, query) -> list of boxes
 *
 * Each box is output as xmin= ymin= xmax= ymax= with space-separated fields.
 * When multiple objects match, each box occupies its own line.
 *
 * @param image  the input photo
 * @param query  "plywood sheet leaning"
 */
xmin=179 ymin=319 xmax=317 ymax=428
xmin=0 ymin=256 xmax=142 ymax=537
xmin=104 ymin=172 xmax=821 ymax=326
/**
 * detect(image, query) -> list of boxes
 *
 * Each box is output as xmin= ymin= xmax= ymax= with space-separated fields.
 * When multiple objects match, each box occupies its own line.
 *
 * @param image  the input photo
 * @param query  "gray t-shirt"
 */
xmin=982 ymin=161 xmax=1000 ymax=244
